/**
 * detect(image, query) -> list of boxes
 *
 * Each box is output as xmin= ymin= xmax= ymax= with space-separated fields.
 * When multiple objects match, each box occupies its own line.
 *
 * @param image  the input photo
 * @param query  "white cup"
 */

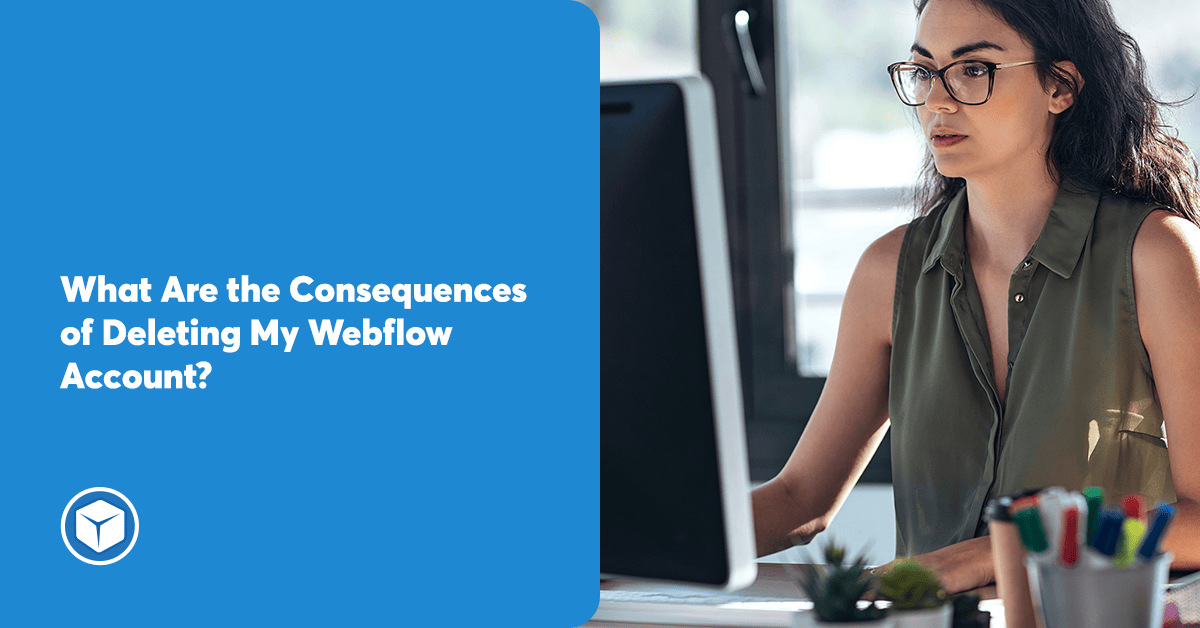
xmin=1025 ymin=552 xmax=1171 ymax=628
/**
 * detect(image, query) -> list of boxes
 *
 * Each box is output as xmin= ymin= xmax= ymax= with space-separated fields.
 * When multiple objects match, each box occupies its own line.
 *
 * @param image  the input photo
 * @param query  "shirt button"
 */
xmin=1014 ymin=293 xmax=1025 ymax=303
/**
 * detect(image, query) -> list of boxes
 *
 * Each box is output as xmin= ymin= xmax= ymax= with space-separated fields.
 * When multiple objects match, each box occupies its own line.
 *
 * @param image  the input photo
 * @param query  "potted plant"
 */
xmin=790 ymin=542 xmax=892 ymax=626
xmin=877 ymin=559 xmax=951 ymax=628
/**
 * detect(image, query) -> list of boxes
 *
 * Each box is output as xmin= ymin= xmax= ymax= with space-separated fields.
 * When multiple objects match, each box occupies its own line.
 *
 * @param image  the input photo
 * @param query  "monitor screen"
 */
xmin=600 ymin=77 xmax=756 ymax=589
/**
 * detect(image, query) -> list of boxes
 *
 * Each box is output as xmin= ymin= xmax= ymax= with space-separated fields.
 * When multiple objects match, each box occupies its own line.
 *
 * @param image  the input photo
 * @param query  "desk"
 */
xmin=588 ymin=563 xmax=1000 ymax=628
xmin=591 ymin=565 xmax=1200 ymax=627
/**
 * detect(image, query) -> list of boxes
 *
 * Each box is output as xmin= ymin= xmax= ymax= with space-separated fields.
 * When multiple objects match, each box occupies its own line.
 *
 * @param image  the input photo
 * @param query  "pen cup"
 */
xmin=986 ymin=496 xmax=1037 ymax=628
xmin=1024 ymin=552 xmax=1171 ymax=628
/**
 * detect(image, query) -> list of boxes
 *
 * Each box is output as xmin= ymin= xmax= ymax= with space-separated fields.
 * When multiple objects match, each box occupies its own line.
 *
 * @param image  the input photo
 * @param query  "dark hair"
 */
xmin=912 ymin=0 xmax=1200 ymax=225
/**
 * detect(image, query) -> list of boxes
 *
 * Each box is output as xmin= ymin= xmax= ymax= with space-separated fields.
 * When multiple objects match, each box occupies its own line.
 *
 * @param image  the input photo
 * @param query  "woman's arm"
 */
xmin=1133 ymin=210 xmax=1200 ymax=568
xmin=752 ymin=225 xmax=903 ymax=557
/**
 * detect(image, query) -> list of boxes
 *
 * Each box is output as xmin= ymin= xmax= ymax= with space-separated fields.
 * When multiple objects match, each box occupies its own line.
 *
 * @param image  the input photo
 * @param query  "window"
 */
xmin=584 ymin=0 xmax=697 ymax=81
xmin=784 ymin=1 xmax=921 ymax=376
xmin=1110 ymin=0 xmax=1200 ymax=149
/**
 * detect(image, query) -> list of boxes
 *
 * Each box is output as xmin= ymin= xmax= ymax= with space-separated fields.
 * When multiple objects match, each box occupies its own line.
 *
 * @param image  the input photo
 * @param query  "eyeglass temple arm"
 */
xmin=994 ymin=60 xmax=1038 ymax=69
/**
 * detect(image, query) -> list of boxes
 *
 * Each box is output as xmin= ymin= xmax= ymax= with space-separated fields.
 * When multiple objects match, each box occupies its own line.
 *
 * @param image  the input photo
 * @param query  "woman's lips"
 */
xmin=931 ymin=134 xmax=967 ymax=148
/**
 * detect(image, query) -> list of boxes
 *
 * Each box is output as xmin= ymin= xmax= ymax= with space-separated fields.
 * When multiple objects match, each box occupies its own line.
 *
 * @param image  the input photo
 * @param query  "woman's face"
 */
xmin=913 ymin=0 xmax=1059 ymax=181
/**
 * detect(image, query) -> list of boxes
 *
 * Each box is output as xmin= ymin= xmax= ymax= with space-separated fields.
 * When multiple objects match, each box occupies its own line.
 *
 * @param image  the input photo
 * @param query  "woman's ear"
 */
xmin=1049 ymin=61 xmax=1084 ymax=114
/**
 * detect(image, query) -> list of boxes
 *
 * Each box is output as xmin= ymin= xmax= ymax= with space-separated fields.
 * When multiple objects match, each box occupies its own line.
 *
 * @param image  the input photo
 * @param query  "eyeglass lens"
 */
xmin=893 ymin=62 xmax=991 ymax=105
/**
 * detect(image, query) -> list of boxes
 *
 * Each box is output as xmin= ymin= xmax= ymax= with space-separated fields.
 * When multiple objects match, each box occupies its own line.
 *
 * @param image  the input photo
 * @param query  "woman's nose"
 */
xmin=923 ymin=76 xmax=959 ymax=113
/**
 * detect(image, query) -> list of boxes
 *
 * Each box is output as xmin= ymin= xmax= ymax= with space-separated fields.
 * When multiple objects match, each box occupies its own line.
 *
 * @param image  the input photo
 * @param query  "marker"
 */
xmin=1123 ymin=493 xmax=1146 ymax=524
xmin=1014 ymin=506 xmax=1049 ymax=554
xmin=1094 ymin=507 xmax=1125 ymax=558
xmin=1113 ymin=519 xmax=1145 ymax=568
xmin=1065 ymin=491 xmax=1087 ymax=551
xmin=1011 ymin=495 xmax=1039 ymax=513
xmin=1083 ymin=487 xmax=1104 ymax=547
xmin=1137 ymin=501 xmax=1177 ymax=562
xmin=1060 ymin=506 xmax=1080 ymax=567
xmin=1037 ymin=487 xmax=1070 ymax=557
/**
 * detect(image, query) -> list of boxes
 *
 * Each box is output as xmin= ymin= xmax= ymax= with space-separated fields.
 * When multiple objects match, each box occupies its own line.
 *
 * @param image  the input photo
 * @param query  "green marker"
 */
xmin=1083 ymin=487 xmax=1104 ymax=547
xmin=1014 ymin=507 xmax=1049 ymax=553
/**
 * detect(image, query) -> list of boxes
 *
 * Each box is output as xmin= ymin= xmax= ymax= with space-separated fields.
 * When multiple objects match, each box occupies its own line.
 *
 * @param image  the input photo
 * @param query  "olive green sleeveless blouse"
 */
xmin=889 ymin=181 xmax=1176 ymax=558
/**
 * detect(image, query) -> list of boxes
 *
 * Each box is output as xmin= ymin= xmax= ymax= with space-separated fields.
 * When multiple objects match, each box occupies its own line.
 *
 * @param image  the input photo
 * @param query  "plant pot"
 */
xmin=889 ymin=604 xmax=951 ymax=628
xmin=813 ymin=616 xmax=895 ymax=627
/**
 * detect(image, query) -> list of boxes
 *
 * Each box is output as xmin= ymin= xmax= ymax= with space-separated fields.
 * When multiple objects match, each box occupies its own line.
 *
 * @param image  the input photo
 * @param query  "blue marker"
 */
xmin=1136 ymin=501 xmax=1176 ymax=562
xmin=1094 ymin=506 xmax=1125 ymax=558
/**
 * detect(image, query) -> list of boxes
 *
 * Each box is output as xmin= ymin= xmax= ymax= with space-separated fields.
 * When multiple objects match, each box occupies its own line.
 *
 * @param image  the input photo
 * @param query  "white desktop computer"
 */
xmin=600 ymin=76 xmax=757 ymax=591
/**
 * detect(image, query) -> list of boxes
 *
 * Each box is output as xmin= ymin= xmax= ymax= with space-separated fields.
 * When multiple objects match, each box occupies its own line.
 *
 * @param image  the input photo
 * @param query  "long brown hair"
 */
xmin=912 ymin=0 xmax=1200 ymax=226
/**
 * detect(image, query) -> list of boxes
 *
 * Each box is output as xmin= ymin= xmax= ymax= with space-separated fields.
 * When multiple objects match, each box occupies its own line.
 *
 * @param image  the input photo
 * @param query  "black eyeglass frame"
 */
xmin=886 ymin=59 xmax=1039 ymax=106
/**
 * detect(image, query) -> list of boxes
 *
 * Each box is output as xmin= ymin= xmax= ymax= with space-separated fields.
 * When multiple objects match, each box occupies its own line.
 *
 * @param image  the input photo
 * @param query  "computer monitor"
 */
xmin=600 ymin=76 xmax=757 ymax=590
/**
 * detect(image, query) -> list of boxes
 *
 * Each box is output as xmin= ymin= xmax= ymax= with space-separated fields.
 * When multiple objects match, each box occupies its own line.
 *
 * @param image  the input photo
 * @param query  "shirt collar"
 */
xmin=921 ymin=180 xmax=1100 ymax=279
xmin=921 ymin=187 xmax=968 ymax=276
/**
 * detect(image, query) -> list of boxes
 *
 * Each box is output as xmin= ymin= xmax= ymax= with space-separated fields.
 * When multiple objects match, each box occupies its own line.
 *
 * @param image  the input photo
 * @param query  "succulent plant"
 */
xmin=878 ymin=559 xmax=947 ymax=610
xmin=789 ymin=541 xmax=888 ymax=623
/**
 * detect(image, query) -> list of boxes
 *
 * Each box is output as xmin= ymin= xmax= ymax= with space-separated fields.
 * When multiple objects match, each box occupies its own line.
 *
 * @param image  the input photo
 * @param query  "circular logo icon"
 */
xmin=61 ymin=487 xmax=140 ymax=565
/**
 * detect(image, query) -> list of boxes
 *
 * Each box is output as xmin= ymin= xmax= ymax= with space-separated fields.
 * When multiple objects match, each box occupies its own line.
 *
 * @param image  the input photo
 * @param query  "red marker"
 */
xmin=1123 ymin=494 xmax=1146 ymax=523
xmin=1060 ymin=506 xmax=1080 ymax=567
xmin=1011 ymin=495 xmax=1039 ymax=513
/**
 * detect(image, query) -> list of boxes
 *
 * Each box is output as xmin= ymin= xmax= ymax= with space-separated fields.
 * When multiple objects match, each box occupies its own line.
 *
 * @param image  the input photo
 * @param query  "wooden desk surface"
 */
xmin=598 ymin=562 xmax=999 ymax=598
xmin=599 ymin=562 xmax=807 ymax=598
xmin=588 ymin=563 xmax=999 ymax=627
xmin=590 ymin=564 xmax=1198 ymax=627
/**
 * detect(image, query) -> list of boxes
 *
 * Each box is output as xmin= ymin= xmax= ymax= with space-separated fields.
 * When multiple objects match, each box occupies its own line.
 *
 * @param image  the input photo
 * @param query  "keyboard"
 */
xmin=595 ymin=588 xmax=815 ymax=627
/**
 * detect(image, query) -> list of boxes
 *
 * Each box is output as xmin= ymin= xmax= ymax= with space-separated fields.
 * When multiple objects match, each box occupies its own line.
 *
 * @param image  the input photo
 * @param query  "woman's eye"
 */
xmin=915 ymin=67 xmax=934 ymax=81
xmin=963 ymin=64 xmax=989 ymax=78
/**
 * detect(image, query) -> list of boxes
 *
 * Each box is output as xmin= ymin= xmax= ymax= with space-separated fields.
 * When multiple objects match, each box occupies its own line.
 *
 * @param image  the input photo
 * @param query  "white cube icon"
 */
xmin=76 ymin=499 xmax=125 ymax=553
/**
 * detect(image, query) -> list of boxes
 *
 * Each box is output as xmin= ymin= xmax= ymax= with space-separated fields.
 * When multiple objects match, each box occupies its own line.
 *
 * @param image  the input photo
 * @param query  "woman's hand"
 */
xmin=877 ymin=536 xmax=994 ymax=594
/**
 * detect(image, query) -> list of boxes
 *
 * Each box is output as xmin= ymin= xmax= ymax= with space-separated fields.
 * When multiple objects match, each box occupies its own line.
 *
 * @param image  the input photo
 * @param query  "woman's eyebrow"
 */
xmin=910 ymin=40 xmax=1007 ymax=59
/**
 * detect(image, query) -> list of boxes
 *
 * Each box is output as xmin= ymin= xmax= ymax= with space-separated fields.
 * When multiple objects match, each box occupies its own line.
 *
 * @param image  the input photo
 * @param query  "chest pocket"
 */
xmin=1084 ymin=409 xmax=1174 ymax=503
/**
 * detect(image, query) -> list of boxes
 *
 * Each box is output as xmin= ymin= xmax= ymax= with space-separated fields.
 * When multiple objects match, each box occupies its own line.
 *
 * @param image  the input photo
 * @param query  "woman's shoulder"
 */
xmin=1093 ymin=184 xmax=1200 ymax=269
xmin=862 ymin=223 xmax=910 ymax=268
xmin=1129 ymin=206 xmax=1200 ymax=391
xmin=852 ymin=223 xmax=912 ymax=296
xmin=857 ymin=212 xmax=941 ymax=282
xmin=1131 ymin=208 xmax=1200 ymax=280
xmin=842 ymin=224 xmax=910 ymax=345
xmin=1071 ymin=188 xmax=1199 ymax=263
xmin=1095 ymin=188 xmax=1185 ymax=229
xmin=855 ymin=215 xmax=938 ymax=291
xmin=883 ymin=201 xmax=953 ymax=264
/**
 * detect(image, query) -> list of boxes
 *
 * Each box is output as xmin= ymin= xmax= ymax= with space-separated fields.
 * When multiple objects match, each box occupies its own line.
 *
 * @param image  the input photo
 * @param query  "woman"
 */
xmin=752 ymin=0 xmax=1200 ymax=593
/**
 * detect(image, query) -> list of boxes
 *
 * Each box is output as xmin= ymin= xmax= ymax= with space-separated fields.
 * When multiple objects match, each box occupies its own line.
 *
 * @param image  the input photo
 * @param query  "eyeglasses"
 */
xmin=886 ymin=59 xmax=1038 ymax=106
